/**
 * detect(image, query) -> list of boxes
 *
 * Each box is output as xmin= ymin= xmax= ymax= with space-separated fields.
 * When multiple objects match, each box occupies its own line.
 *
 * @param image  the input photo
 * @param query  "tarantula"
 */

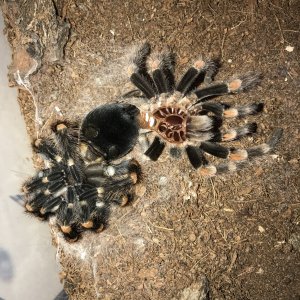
xmin=23 ymin=104 xmax=141 ymax=242
xmin=85 ymin=43 xmax=282 ymax=175
xmin=23 ymin=43 xmax=282 ymax=241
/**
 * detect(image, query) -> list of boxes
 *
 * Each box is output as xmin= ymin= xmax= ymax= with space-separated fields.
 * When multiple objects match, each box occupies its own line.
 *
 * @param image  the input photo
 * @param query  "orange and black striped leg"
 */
xmin=39 ymin=195 xmax=64 ymax=217
xmin=198 ymin=161 xmax=248 ymax=177
xmin=194 ymin=72 xmax=262 ymax=103
xmin=112 ymin=193 xmax=134 ymax=207
xmin=88 ymin=202 xmax=110 ymax=232
xmin=24 ymin=178 xmax=66 ymax=216
xmin=51 ymin=121 xmax=80 ymax=157
xmin=144 ymin=136 xmax=166 ymax=161
xmin=86 ymin=159 xmax=140 ymax=180
xmin=23 ymin=169 xmax=65 ymax=194
xmin=221 ymin=123 xmax=258 ymax=142
xmin=52 ymin=121 xmax=85 ymax=182
xmin=79 ymin=194 xmax=109 ymax=232
xmin=78 ymin=184 xmax=109 ymax=232
xmin=32 ymin=138 xmax=62 ymax=166
xmin=85 ymin=162 xmax=113 ymax=179
xmin=201 ymin=128 xmax=282 ymax=161
xmin=192 ymin=102 xmax=225 ymax=116
xmin=86 ymin=170 xmax=139 ymax=197
xmin=176 ymin=58 xmax=216 ymax=95
xmin=198 ymin=129 xmax=283 ymax=176
xmin=105 ymin=172 xmax=140 ymax=194
xmin=223 ymin=103 xmax=264 ymax=118
xmin=56 ymin=187 xmax=81 ymax=242
xmin=85 ymin=159 xmax=141 ymax=190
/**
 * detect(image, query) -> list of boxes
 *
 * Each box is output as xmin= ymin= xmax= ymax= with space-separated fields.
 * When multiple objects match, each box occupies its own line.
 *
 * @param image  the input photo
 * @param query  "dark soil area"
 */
xmin=1 ymin=0 xmax=300 ymax=299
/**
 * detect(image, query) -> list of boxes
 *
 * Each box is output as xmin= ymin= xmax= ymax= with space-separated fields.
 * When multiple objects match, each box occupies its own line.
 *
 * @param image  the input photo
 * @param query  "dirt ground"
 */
xmin=1 ymin=0 xmax=300 ymax=299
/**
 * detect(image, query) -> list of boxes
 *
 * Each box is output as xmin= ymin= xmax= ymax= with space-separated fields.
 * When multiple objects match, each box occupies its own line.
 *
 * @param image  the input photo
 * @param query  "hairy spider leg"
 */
xmin=85 ymin=158 xmax=141 ymax=179
xmin=129 ymin=42 xmax=157 ymax=99
xmin=185 ymin=146 xmax=208 ymax=169
xmin=52 ymin=121 xmax=85 ymax=183
xmin=110 ymin=193 xmax=134 ymax=207
xmin=144 ymin=136 xmax=166 ymax=161
xmin=221 ymin=123 xmax=258 ymax=142
xmin=56 ymin=187 xmax=81 ymax=242
xmin=190 ymin=101 xmax=262 ymax=144
xmin=147 ymin=50 xmax=176 ymax=94
xmin=86 ymin=164 xmax=140 ymax=194
xmin=176 ymin=58 xmax=216 ymax=95
xmin=194 ymin=72 xmax=262 ymax=103
xmin=78 ymin=185 xmax=109 ymax=231
xmin=23 ymin=137 xmax=67 ymax=217
xmin=89 ymin=201 xmax=110 ymax=232
xmin=23 ymin=170 xmax=65 ymax=193
xmin=24 ymin=180 xmax=63 ymax=213
xmin=40 ymin=195 xmax=64 ymax=216
xmin=197 ymin=128 xmax=283 ymax=175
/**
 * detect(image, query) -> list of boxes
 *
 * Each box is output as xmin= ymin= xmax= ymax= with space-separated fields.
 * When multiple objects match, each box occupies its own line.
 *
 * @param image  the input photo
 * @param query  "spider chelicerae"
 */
xmin=23 ymin=104 xmax=141 ymax=242
xmin=87 ymin=43 xmax=282 ymax=176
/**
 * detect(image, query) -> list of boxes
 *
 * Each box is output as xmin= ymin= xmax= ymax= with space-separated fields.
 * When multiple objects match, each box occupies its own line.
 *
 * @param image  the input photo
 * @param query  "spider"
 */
xmin=84 ymin=43 xmax=282 ymax=175
xmin=23 ymin=103 xmax=141 ymax=242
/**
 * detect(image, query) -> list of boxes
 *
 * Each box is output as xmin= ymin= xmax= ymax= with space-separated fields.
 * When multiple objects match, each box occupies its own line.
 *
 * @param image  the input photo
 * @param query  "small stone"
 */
xmin=238 ymin=186 xmax=253 ymax=196
xmin=152 ymin=238 xmax=160 ymax=244
xmin=258 ymin=226 xmax=265 ymax=233
xmin=135 ymin=185 xmax=146 ymax=197
xmin=183 ymin=195 xmax=191 ymax=201
xmin=158 ymin=176 xmax=168 ymax=186
xmin=288 ymin=233 xmax=300 ymax=251
xmin=180 ymin=57 xmax=189 ymax=65
xmin=285 ymin=45 xmax=294 ymax=52
xmin=288 ymin=158 xmax=298 ymax=164
xmin=223 ymin=208 xmax=234 ymax=212
xmin=189 ymin=233 xmax=197 ymax=242
xmin=254 ymin=166 xmax=264 ymax=176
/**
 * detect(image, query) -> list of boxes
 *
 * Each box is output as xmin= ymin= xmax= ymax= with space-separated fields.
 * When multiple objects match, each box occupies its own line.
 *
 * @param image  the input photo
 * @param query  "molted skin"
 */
xmin=81 ymin=103 xmax=140 ymax=160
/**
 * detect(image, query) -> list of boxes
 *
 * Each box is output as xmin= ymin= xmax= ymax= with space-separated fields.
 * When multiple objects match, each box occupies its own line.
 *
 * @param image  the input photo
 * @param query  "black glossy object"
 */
xmin=81 ymin=103 xmax=140 ymax=160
